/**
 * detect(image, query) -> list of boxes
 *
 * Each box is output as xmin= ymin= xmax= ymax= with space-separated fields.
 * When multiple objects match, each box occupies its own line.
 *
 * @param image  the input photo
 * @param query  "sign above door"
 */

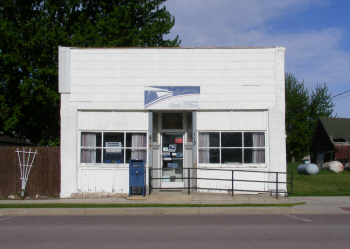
xmin=144 ymin=86 xmax=200 ymax=109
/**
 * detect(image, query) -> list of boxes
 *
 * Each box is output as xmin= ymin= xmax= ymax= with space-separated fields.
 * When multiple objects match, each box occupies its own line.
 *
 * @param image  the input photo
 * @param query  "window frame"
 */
xmin=79 ymin=131 xmax=148 ymax=165
xmin=197 ymin=131 xmax=266 ymax=166
xmin=155 ymin=112 xmax=193 ymax=146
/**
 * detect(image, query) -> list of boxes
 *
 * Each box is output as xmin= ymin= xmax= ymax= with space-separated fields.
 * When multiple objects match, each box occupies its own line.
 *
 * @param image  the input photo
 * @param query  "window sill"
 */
xmin=197 ymin=164 xmax=267 ymax=169
xmin=79 ymin=164 xmax=130 ymax=168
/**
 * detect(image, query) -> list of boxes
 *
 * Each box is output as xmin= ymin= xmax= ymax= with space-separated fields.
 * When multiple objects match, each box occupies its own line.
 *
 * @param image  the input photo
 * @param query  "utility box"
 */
xmin=129 ymin=159 xmax=145 ymax=197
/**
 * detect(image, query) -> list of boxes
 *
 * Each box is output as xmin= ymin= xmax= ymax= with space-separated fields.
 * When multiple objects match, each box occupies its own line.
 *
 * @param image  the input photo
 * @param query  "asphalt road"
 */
xmin=1 ymin=215 xmax=349 ymax=249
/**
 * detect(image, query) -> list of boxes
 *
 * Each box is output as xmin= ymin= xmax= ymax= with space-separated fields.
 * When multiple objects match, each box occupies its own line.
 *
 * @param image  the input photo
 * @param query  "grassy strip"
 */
xmin=288 ymin=161 xmax=350 ymax=196
xmin=0 ymin=203 xmax=305 ymax=209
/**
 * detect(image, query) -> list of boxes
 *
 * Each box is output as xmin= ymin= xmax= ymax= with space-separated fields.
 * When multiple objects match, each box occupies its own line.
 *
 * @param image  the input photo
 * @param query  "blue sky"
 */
xmin=164 ymin=0 xmax=350 ymax=118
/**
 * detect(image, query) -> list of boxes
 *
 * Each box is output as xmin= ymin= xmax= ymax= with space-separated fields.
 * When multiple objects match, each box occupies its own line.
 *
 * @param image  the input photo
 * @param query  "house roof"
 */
xmin=319 ymin=117 xmax=350 ymax=143
xmin=0 ymin=134 xmax=36 ymax=146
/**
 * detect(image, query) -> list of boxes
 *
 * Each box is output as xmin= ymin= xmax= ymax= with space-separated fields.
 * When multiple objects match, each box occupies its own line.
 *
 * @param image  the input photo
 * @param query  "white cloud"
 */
xmin=253 ymin=28 xmax=350 ymax=86
xmin=164 ymin=0 xmax=350 ymax=117
xmin=166 ymin=0 xmax=331 ymax=44
xmin=170 ymin=1 xmax=318 ymax=26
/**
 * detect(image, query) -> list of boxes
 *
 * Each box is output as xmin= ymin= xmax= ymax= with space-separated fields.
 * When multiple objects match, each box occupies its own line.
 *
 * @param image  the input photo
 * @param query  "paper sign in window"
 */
xmin=168 ymin=163 xmax=178 ymax=168
xmin=169 ymin=144 xmax=177 ymax=152
xmin=175 ymin=137 xmax=183 ymax=143
xmin=162 ymin=152 xmax=171 ymax=157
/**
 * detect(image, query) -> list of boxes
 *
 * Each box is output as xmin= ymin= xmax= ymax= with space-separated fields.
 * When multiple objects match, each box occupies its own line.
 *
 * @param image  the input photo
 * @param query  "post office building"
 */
xmin=59 ymin=47 xmax=287 ymax=198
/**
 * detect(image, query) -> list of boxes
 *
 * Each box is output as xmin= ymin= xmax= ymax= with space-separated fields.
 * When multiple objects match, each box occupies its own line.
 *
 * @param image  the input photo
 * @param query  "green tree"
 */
xmin=309 ymin=83 xmax=335 ymax=132
xmin=285 ymin=73 xmax=334 ymax=162
xmin=0 ymin=0 xmax=180 ymax=146
xmin=285 ymin=73 xmax=310 ymax=162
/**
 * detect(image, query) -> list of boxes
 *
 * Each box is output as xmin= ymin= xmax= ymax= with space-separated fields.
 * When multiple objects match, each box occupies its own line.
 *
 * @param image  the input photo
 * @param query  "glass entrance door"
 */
xmin=161 ymin=133 xmax=184 ymax=187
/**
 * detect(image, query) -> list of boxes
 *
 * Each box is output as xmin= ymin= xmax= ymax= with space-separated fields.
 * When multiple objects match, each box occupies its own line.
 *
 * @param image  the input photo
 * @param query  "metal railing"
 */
xmin=149 ymin=167 xmax=293 ymax=199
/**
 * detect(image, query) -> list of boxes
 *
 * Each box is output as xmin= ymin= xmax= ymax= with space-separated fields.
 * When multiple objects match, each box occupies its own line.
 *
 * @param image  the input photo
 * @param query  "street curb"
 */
xmin=0 ymin=206 xmax=319 ymax=216
xmin=0 ymin=208 xmax=86 ymax=216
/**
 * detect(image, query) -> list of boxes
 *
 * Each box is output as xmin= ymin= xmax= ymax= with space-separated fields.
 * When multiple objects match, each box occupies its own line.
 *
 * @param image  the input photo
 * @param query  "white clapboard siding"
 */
xmin=199 ymin=85 xmax=276 ymax=94
xmin=70 ymin=93 xmax=144 ymax=102
xmin=70 ymin=90 xmax=276 ymax=106
xmin=70 ymin=85 xmax=142 ymax=94
xmin=70 ymin=84 xmax=276 ymax=95
xmin=71 ymin=68 xmax=276 ymax=79
xmin=70 ymin=92 xmax=276 ymax=103
xmin=71 ymin=61 xmax=276 ymax=70
xmin=72 ymin=101 xmax=274 ymax=111
xmin=78 ymin=111 xmax=148 ymax=130
xmin=201 ymin=93 xmax=276 ymax=102
xmin=71 ymin=49 xmax=276 ymax=62
xmin=200 ymin=102 xmax=274 ymax=110
xmin=70 ymin=77 xmax=275 ymax=86
xmin=74 ymin=102 xmax=144 ymax=110
xmin=197 ymin=111 xmax=267 ymax=131
xmin=67 ymin=47 xmax=280 ymax=110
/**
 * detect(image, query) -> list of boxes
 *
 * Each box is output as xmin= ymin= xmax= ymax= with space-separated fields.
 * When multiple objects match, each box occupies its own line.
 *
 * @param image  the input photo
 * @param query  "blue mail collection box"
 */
xmin=129 ymin=159 xmax=145 ymax=197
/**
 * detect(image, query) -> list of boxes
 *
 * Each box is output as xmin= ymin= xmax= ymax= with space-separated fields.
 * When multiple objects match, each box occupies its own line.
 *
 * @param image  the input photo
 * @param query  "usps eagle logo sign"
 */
xmin=144 ymin=86 xmax=200 ymax=109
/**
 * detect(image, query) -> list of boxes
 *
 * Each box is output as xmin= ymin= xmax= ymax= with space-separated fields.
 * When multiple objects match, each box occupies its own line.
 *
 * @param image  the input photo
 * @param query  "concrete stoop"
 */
xmin=147 ymin=190 xmax=193 ymax=201
xmin=145 ymin=190 xmax=281 ymax=203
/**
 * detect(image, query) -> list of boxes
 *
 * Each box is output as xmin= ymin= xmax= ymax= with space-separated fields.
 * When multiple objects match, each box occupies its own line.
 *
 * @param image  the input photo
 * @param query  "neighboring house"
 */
xmin=0 ymin=134 xmax=36 ymax=147
xmin=310 ymin=117 xmax=350 ymax=167
xmin=59 ymin=46 xmax=286 ymax=198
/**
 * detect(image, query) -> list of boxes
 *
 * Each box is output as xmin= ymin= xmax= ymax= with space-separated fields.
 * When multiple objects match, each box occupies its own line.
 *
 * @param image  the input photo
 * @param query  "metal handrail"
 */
xmin=149 ymin=167 xmax=293 ymax=199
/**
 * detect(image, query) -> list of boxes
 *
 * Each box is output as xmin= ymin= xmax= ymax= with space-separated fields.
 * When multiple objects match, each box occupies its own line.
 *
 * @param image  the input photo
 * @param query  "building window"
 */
xmin=198 ymin=132 xmax=265 ymax=164
xmin=80 ymin=132 xmax=147 ymax=164
xmin=162 ymin=113 xmax=183 ymax=129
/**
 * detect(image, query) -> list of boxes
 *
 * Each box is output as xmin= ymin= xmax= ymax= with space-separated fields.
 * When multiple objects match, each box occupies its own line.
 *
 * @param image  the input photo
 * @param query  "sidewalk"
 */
xmin=1 ymin=191 xmax=350 ymax=216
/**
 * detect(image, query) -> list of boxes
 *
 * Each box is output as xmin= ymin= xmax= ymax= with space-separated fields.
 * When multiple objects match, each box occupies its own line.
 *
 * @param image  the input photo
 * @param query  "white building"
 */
xmin=59 ymin=47 xmax=287 ymax=198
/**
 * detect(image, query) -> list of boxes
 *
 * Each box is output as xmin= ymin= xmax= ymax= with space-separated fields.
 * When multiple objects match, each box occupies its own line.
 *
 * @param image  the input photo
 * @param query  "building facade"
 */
xmin=59 ymin=47 xmax=286 ymax=198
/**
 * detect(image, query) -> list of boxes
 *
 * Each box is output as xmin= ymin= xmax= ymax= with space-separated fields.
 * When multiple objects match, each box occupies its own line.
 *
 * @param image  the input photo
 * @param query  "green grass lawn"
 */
xmin=288 ymin=161 xmax=350 ymax=196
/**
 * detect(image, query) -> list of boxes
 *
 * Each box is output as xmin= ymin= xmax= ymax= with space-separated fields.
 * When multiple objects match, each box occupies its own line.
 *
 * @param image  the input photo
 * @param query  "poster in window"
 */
xmin=169 ymin=144 xmax=177 ymax=152
xmin=162 ymin=152 xmax=171 ymax=158
xmin=176 ymin=153 xmax=183 ymax=157
xmin=175 ymin=137 xmax=183 ymax=143
xmin=168 ymin=163 xmax=178 ymax=168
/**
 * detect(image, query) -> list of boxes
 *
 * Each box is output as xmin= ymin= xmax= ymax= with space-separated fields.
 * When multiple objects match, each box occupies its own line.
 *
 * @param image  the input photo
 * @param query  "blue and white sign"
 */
xmin=168 ymin=163 xmax=178 ymax=168
xmin=144 ymin=86 xmax=200 ymax=109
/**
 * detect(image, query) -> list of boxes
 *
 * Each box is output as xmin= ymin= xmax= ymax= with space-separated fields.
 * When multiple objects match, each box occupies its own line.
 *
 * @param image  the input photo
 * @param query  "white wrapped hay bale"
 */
xmin=344 ymin=162 xmax=350 ymax=171
xmin=322 ymin=161 xmax=344 ymax=173
xmin=297 ymin=163 xmax=319 ymax=175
